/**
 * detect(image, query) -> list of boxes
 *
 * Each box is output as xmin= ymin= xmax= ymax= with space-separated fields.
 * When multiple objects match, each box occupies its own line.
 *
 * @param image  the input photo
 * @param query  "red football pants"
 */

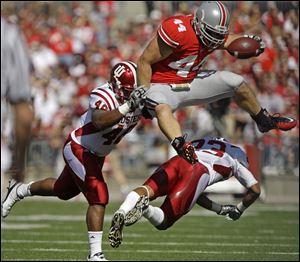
xmin=144 ymin=156 xmax=209 ymax=228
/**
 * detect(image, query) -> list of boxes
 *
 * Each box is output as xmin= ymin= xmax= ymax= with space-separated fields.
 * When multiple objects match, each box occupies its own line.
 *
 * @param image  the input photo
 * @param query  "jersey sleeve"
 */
xmin=157 ymin=17 xmax=183 ymax=49
xmin=88 ymin=88 xmax=117 ymax=111
xmin=234 ymin=160 xmax=258 ymax=189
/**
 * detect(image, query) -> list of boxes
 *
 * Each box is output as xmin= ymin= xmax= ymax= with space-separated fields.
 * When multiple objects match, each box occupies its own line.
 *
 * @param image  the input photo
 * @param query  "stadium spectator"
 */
xmin=1 ymin=61 xmax=146 ymax=261
xmin=32 ymin=77 xmax=60 ymax=131
xmin=1 ymin=17 xmax=34 ymax=191
xmin=108 ymin=137 xmax=260 ymax=247
xmin=30 ymin=41 xmax=58 ymax=77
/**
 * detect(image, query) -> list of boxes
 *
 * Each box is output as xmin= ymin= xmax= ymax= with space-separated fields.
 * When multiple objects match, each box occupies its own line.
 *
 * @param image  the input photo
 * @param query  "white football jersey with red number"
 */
xmin=192 ymin=137 xmax=249 ymax=168
xmin=194 ymin=147 xmax=257 ymax=189
xmin=70 ymin=83 xmax=141 ymax=157
xmin=151 ymin=15 xmax=211 ymax=84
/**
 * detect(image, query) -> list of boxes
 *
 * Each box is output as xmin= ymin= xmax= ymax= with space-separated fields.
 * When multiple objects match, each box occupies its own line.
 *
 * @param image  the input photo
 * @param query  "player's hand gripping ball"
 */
xmin=226 ymin=36 xmax=263 ymax=59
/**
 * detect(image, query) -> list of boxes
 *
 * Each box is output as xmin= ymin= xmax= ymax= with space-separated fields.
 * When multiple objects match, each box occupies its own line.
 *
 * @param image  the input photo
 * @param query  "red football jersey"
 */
xmin=151 ymin=15 xmax=211 ymax=84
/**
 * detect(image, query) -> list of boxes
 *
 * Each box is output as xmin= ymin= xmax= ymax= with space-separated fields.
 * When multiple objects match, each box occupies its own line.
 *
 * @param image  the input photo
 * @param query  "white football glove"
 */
xmin=126 ymin=86 xmax=147 ymax=111
xmin=244 ymin=34 xmax=265 ymax=56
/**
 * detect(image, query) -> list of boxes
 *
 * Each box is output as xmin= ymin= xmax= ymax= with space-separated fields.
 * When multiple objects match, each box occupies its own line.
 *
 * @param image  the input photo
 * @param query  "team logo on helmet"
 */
xmin=110 ymin=61 xmax=137 ymax=103
xmin=113 ymin=65 xmax=127 ymax=86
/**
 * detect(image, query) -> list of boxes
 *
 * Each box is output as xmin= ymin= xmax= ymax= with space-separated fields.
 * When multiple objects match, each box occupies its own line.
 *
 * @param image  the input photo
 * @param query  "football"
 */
xmin=226 ymin=37 xmax=260 ymax=59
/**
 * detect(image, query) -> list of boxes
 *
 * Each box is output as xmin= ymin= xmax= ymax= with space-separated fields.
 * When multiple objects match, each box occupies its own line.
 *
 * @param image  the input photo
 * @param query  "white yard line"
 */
xmin=2 ymin=239 xmax=298 ymax=247
xmin=115 ymin=250 xmax=299 ymax=255
xmin=2 ymin=214 xmax=114 ymax=222
xmin=1 ymin=223 xmax=50 ymax=229
xmin=2 ymin=248 xmax=298 ymax=256
xmin=2 ymin=229 xmax=298 ymax=240
xmin=0 ymin=259 xmax=134 ymax=262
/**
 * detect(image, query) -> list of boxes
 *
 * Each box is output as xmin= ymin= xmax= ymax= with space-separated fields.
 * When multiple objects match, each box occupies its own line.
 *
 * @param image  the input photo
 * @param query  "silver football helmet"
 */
xmin=193 ymin=1 xmax=230 ymax=49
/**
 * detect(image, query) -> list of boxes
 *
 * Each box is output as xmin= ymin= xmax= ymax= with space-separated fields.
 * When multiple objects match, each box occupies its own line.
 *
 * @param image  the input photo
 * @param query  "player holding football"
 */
xmin=108 ymin=137 xmax=261 ymax=248
xmin=1 ymin=61 xmax=147 ymax=261
xmin=137 ymin=1 xmax=297 ymax=165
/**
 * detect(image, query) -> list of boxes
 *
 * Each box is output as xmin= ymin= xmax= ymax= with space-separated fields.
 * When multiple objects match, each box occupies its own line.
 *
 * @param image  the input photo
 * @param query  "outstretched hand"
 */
xmin=127 ymin=86 xmax=148 ymax=111
xmin=244 ymin=34 xmax=265 ymax=56
xmin=218 ymin=205 xmax=243 ymax=221
xmin=171 ymin=136 xmax=198 ymax=164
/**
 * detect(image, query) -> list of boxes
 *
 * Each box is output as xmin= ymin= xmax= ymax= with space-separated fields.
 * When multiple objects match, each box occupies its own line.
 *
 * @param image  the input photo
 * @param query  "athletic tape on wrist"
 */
xmin=118 ymin=102 xmax=130 ymax=115
xmin=237 ymin=202 xmax=247 ymax=212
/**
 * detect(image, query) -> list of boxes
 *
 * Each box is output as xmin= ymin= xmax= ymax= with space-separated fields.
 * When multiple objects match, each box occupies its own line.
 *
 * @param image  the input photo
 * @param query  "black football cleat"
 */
xmin=256 ymin=109 xmax=297 ymax=133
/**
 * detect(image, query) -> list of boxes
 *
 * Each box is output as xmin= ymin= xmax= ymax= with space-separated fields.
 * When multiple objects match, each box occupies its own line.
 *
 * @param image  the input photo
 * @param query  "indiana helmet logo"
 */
xmin=113 ymin=65 xmax=126 ymax=86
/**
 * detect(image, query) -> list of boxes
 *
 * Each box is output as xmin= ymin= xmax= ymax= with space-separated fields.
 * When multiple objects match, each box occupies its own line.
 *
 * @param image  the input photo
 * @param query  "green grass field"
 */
xmin=1 ymin=198 xmax=299 ymax=261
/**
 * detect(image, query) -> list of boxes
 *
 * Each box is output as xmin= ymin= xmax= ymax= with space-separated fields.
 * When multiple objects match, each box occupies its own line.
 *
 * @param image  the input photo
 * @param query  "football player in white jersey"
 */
xmin=108 ymin=137 xmax=260 ymax=248
xmin=1 ymin=61 xmax=147 ymax=261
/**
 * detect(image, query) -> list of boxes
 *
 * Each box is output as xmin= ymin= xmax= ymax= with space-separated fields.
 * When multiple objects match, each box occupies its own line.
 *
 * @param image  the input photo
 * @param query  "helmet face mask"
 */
xmin=114 ymin=85 xmax=132 ymax=103
xmin=194 ymin=1 xmax=230 ymax=49
xmin=110 ymin=61 xmax=137 ymax=103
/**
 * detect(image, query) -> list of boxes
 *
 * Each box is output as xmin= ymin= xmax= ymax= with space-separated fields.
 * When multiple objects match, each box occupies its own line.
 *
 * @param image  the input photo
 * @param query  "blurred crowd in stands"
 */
xmin=1 ymin=1 xmax=299 ymax=179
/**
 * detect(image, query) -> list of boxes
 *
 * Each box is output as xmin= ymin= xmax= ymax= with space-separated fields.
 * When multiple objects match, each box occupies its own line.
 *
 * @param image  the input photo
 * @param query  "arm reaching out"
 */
xmin=196 ymin=194 xmax=235 ymax=216
xmin=197 ymin=184 xmax=260 ymax=221
xmin=92 ymin=86 xmax=147 ymax=130
xmin=197 ymin=161 xmax=261 ymax=221
xmin=222 ymin=183 xmax=261 ymax=221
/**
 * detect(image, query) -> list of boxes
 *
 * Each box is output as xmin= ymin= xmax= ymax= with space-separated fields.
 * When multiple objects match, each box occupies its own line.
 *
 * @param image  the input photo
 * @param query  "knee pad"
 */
xmin=85 ymin=179 xmax=109 ymax=205
xmin=219 ymin=71 xmax=244 ymax=89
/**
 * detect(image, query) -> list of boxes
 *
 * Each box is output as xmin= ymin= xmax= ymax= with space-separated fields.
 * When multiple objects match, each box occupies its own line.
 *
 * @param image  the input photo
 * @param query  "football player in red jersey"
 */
xmin=108 ymin=137 xmax=261 ymax=248
xmin=137 ymin=1 xmax=297 ymax=165
xmin=1 ymin=61 xmax=147 ymax=261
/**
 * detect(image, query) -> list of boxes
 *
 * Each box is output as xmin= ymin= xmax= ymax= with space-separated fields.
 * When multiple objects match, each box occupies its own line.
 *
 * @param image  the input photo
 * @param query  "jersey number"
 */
xmin=194 ymin=139 xmax=237 ymax=152
xmin=174 ymin=19 xmax=186 ymax=32
xmin=102 ymin=125 xmax=135 ymax=145
xmin=168 ymin=55 xmax=207 ymax=78
xmin=202 ymin=149 xmax=224 ymax=157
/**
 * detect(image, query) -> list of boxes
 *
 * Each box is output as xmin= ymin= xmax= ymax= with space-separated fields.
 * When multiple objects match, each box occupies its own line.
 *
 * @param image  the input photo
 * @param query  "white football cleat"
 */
xmin=108 ymin=210 xmax=125 ymax=248
xmin=125 ymin=195 xmax=149 ymax=226
xmin=87 ymin=252 xmax=107 ymax=261
xmin=2 ymin=179 xmax=23 ymax=218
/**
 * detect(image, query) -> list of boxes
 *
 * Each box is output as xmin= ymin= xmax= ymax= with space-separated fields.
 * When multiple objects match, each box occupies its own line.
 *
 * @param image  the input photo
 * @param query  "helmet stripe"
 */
xmin=216 ymin=1 xmax=227 ymax=27
xmin=122 ymin=61 xmax=137 ymax=87
xmin=127 ymin=61 xmax=137 ymax=70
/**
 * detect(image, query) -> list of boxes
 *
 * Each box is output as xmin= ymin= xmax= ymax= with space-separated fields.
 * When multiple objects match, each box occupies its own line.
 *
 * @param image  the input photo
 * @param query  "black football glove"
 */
xmin=126 ymin=86 xmax=147 ymax=111
xmin=171 ymin=136 xmax=198 ymax=164
xmin=244 ymin=34 xmax=265 ymax=56
xmin=227 ymin=206 xmax=243 ymax=221
xmin=218 ymin=205 xmax=243 ymax=221
xmin=217 ymin=205 xmax=236 ymax=216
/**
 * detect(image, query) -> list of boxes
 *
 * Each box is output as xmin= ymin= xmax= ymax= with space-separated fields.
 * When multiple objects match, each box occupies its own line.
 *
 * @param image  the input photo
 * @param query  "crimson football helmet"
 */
xmin=109 ymin=61 xmax=137 ymax=103
xmin=193 ymin=1 xmax=230 ymax=49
